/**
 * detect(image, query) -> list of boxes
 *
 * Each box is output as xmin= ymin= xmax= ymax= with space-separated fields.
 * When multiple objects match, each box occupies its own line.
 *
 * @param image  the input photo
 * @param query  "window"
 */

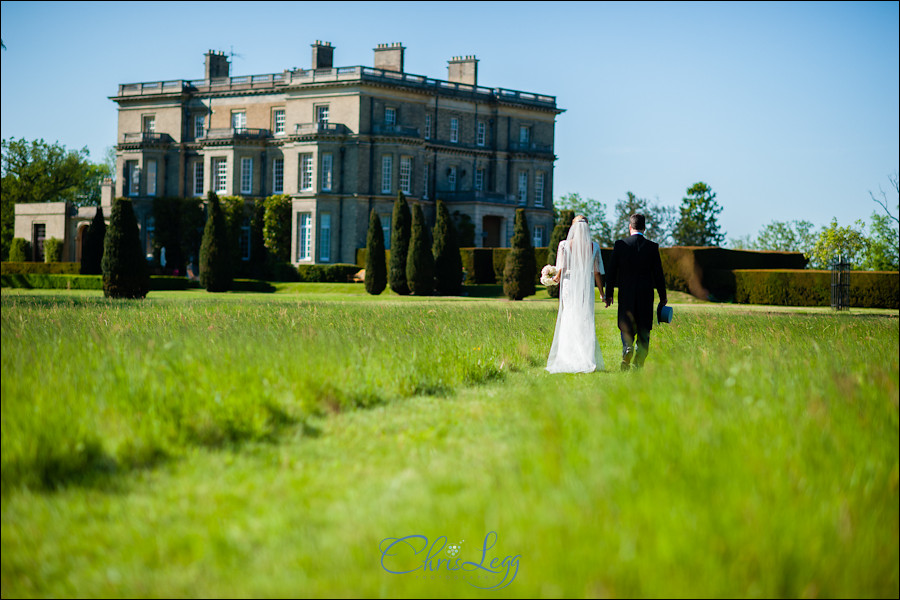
xmin=450 ymin=118 xmax=459 ymax=143
xmin=193 ymin=161 xmax=204 ymax=197
xmin=274 ymin=109 xmax=285 ymax=135
xmin=535 ymin=172 xmax=545 ymax=208
xmin=423 ymin=165 xmax=429 ymax=200
xmin=448 ymin=166 xmax=457 ymax=192
xmin=240 ymin=218 xmax=251 ymax=261
xmin=232 ymin=111 xmax=246 ymax=132
xmin=317 ymin=105 xmax=329 ymax=127
xmin=385 ymin=107 xmax=396 ymax=126
xmin=475 ymin=168 xmax=484 ymax=192
xmin=273 ymin=158 xmax=284 ymax=194
xmin=424 ymin=114 xmax=432 ymax=140
xmin=126 ymin=160 xmax=139 ymax=196
xmin=194 ymin=115 xmax=205 ymax=139
xmin=519 ymin=125 xmax=530 ymax=145
xmin=321 ymin=153 xmax=333 ymax=191
xmin=381 ymin=215 xmax=391 ymax=250
xmin=381 ymin=155 xmax=392 ymax=194
xmin=477 ymin=121 xmax=486 ymax=146
xmin=533 ymin=225 xmax=545 ymax=248
xmin=297 ymin=213 xmax=312 ymax=261
xmin=147 ymin=160 xmax=157 ymax=197
xmin=400 ymin=156 xmax=412 ymax=194
xmin=142 ymin=115 xmax=155 ymax=133
xmin=518 ymin=171 xmax=528 ymax=205
xmin=300 ymin=154 xmax=314 ymax=191
xmin=32 ymin=223 xmax=46 ymax=262
xmin=214 ymin=158 xmax=228 ymax=193
xmin=319 ymin=213 xmax=331 ymax=262
xmin=241 ymin=157 xmax=253 ymax=194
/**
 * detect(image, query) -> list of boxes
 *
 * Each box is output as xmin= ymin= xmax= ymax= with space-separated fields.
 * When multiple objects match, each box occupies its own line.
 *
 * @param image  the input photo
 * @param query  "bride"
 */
xmin=546 ymin=215 xmax=606 ymax=373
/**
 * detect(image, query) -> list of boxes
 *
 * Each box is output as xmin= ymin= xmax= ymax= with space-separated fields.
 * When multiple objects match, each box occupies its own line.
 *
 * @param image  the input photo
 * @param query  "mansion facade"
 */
xmin=16 ymin=41 xmax=563 ymax=265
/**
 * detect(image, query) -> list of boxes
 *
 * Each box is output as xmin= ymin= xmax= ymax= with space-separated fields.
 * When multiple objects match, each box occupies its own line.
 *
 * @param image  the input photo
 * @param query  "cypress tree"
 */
xmin=503 ymin=208 xmax=536 ymax=301
xmin=432 ymin=199 xmax=463 ymax=295
xmin=388 ymin=192 xmax=411 ymax=295
xmin=406 ymin=203 xmax=434 ymax=296
xmin=199 ymin=191 xmax=233 ymax=292
xmin=101 ymin=198 xmax=150 ymax=299
xmin=546 ymin=209 xmax=574 ymax=299
xmin=365 ymin=208 xmax=387 ymax=295
xmin=81 ymin=206 xmax=106 ymax=275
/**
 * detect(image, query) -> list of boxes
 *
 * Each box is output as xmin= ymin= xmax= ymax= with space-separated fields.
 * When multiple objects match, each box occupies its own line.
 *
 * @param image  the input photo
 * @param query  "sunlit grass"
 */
xmin=1 ymin=289 xmax=897 ymax=598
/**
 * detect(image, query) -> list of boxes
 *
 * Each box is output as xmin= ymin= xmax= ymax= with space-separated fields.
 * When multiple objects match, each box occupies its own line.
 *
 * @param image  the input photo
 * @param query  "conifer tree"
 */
xmin=389 ymin=192 xmax=411 ymax=295
xmin=503 ymin=208 xmax=536 ymax=301
xmin=406 ymin=203 xmax=434 ymax=296
xmin=199 ymin=191 xmax=233 ymax=292
xmin=80 ymin=206 xmax=106 ymax=274
xmin=545 ymin=209 xmax=574 ymax=298
xmin=365 ymin=208 xmax=387 ymax=295
xmin=432 ymin=199 xmax=463 ymax=295
xmin=101 ymin=198 xmax=150 ymax=298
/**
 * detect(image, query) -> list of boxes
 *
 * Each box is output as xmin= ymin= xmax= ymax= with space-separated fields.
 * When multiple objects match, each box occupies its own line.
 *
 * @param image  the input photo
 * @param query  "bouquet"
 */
xmin=540 ymin=264 xmax=559 ymax=287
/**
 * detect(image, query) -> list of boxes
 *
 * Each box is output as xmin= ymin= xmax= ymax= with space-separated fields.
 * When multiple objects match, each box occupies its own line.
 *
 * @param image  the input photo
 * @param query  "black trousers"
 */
xmin=619 ymin=314 xmax=651 ymax=367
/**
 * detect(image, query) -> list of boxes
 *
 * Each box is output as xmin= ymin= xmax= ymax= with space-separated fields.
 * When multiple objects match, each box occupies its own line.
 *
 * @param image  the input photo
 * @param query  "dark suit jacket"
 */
xmin=605 ymin=234 xmax=667 ymax=332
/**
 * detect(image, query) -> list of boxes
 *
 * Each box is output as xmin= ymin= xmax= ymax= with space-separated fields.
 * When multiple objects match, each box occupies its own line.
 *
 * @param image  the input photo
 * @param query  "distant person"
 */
xmin=546 ymin=215 xmax=607 ymax=373
xmin=604 ymin=214 xmax=667 ymax=370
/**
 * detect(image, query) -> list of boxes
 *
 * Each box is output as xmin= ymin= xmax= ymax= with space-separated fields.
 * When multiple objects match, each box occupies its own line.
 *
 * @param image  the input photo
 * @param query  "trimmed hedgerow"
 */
xmin=2 ymin=262 xmax=81 ymax=275
xmin=296 ymin=263 xmax=361 ymax=283
xmin=733 ymin=269 xmax=899 ymax=309
xmin=43 ymin=238 xmax=63 ymax=263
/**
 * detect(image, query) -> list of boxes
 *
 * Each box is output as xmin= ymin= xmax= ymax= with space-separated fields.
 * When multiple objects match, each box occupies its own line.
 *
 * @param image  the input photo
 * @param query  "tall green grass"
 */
xmin=1 ymin=291 xmax=897 ymax=597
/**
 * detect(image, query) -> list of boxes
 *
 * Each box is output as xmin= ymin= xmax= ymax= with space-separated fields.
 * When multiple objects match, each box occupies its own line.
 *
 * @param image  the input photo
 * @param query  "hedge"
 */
xmin=733 ymin=269 xmax=899 ymax=309
xmin=296 ymin=263 xmax=361 ymax=283
xmin=0 ymin=274 xmax=280 ymax=293
xmin=2 ymin=262 xmax=82 ymax=275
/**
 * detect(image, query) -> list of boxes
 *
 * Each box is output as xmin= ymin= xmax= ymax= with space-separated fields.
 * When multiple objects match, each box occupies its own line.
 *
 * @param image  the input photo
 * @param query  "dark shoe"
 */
xmin=620 ymin=362 xmax=631 ymax=372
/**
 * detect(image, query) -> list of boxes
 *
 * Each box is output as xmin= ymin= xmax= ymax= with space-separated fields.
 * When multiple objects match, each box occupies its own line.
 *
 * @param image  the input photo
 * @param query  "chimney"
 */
xmin=204 ymin=50 xmax=230 ymax=80
xmin=311 ymin=40 xmax=334 ymax=70
xmin=373 ymin=42 xmax=405 ymax=72
xmin=448 ymin=55 xmax=478 ymax=86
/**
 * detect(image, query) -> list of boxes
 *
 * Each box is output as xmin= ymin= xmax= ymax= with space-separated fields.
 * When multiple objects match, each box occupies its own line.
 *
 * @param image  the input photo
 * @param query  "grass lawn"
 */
xmin=1 ymin=287 xmax=897 ymax=598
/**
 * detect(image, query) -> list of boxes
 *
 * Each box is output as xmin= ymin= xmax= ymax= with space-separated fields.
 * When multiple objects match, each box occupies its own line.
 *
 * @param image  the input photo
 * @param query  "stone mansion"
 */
xmin=15 ymin=41 xmax=563 ymax=265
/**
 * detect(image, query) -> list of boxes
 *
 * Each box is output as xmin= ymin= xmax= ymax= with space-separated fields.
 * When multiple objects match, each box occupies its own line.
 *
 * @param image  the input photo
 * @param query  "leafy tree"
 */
xmin=389 ymin=192 xmax=412 ymax=295
xmin=364 ymin=208 xmax=387 ymax=295
xmin=1 ymin=137 xmax=108 ymax=260
xmin=753 ymin=220 xmax=818 ymax=255
xmin=406 ymin=203 xmax=434 ymax=296
xmin=545 ymin=209 xmax=574 ymax=299
xmin=199 ymin=192 xmax=233 ymax=292
xmin=433 ymin=199 xmax=463 ymax=295
xmin=672 ymin=182 xmax=725 ymax=247
xmin=9 ymin=238 xmax=30 ymax=262
xmin=807 ymin=218 xmax=868 ymax=270
xmin=613 ymin=191 xmax=675 ymax=245
xmin=81 ymin=206 xmax=106 ymax=274
xmin=503 ymin=208 xmax=536 ymax=301
xmin=862 ymin=212 xmax=899 ymax=271
xmin=555 ymin=193 xmax=614 ymax=246
xmin=101 ymin=198 xmax=149 ymax=299
xmin=262 ymin=195 xmax=292 ymax=262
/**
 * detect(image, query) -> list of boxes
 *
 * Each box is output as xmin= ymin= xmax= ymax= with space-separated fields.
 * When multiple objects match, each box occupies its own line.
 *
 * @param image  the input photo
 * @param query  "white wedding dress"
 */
xmin=546 ymin=221 xmax=604 ymax=373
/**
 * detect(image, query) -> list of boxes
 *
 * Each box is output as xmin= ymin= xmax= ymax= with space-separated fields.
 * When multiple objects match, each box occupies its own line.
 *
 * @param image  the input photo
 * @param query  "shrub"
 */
xmin=389 ymin=192 xmax=411 ymax=295
xmin=2 ymin=262 xmax=81 ymax=275
xmin=296 ymin=263 xmax=360 ymax=283
xmin=102 ymin=198 xmax=150 ymax=299
xmin=365 ymin=208 xmax=387 ymax=295
xmin=406 ymin=203 xmax=434 ymax=296
xmin=433 ymin=199 xmax=463 ymax=295
xmin=81 ymin=206 xmax=106 ymax=274
xmin=734 ymin=269 xmax=899 ymax=309
xmin=503 ymin=209 xmax=536 ymax=300
xmin=199 ymin=192 xmax=233 ymax=292
xmin=546 ymin=209 xmax=574 ymax=298
xmin=9 ymin=238 xmax=30 ymax=262
xmin=43 ymin=238 xmax=63 ymax=263
xmin=249 ymin=198 xmax=268 ymax=278
xmin=263 ymin=195 xmax=292 ymax=263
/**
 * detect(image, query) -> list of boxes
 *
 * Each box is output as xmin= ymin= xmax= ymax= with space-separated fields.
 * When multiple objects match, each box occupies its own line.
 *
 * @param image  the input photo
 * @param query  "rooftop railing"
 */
xmin=121 ymin=132 xmax=173 ymax=144
xmin=437 ymin=190 xmax=521 ymax=205
xmin=201 ymin=127 xmax=270 ymax=140
xmin=293 ymin=122 xmax=348 ymax=135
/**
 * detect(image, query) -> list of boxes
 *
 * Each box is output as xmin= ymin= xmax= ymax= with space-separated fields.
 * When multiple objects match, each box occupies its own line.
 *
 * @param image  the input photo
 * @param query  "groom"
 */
xmin=604 ymin=214 xmax=668 ymax=371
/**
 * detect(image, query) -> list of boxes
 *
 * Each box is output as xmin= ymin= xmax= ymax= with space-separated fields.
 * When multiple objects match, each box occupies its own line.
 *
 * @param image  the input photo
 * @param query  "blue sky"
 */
xmin=2 ymin=1 xmax=898 ymax=241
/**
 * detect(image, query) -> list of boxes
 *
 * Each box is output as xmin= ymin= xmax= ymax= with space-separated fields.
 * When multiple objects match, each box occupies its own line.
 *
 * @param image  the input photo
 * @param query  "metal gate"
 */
xmin=830 ymin=256 xmax=850 ymax=310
